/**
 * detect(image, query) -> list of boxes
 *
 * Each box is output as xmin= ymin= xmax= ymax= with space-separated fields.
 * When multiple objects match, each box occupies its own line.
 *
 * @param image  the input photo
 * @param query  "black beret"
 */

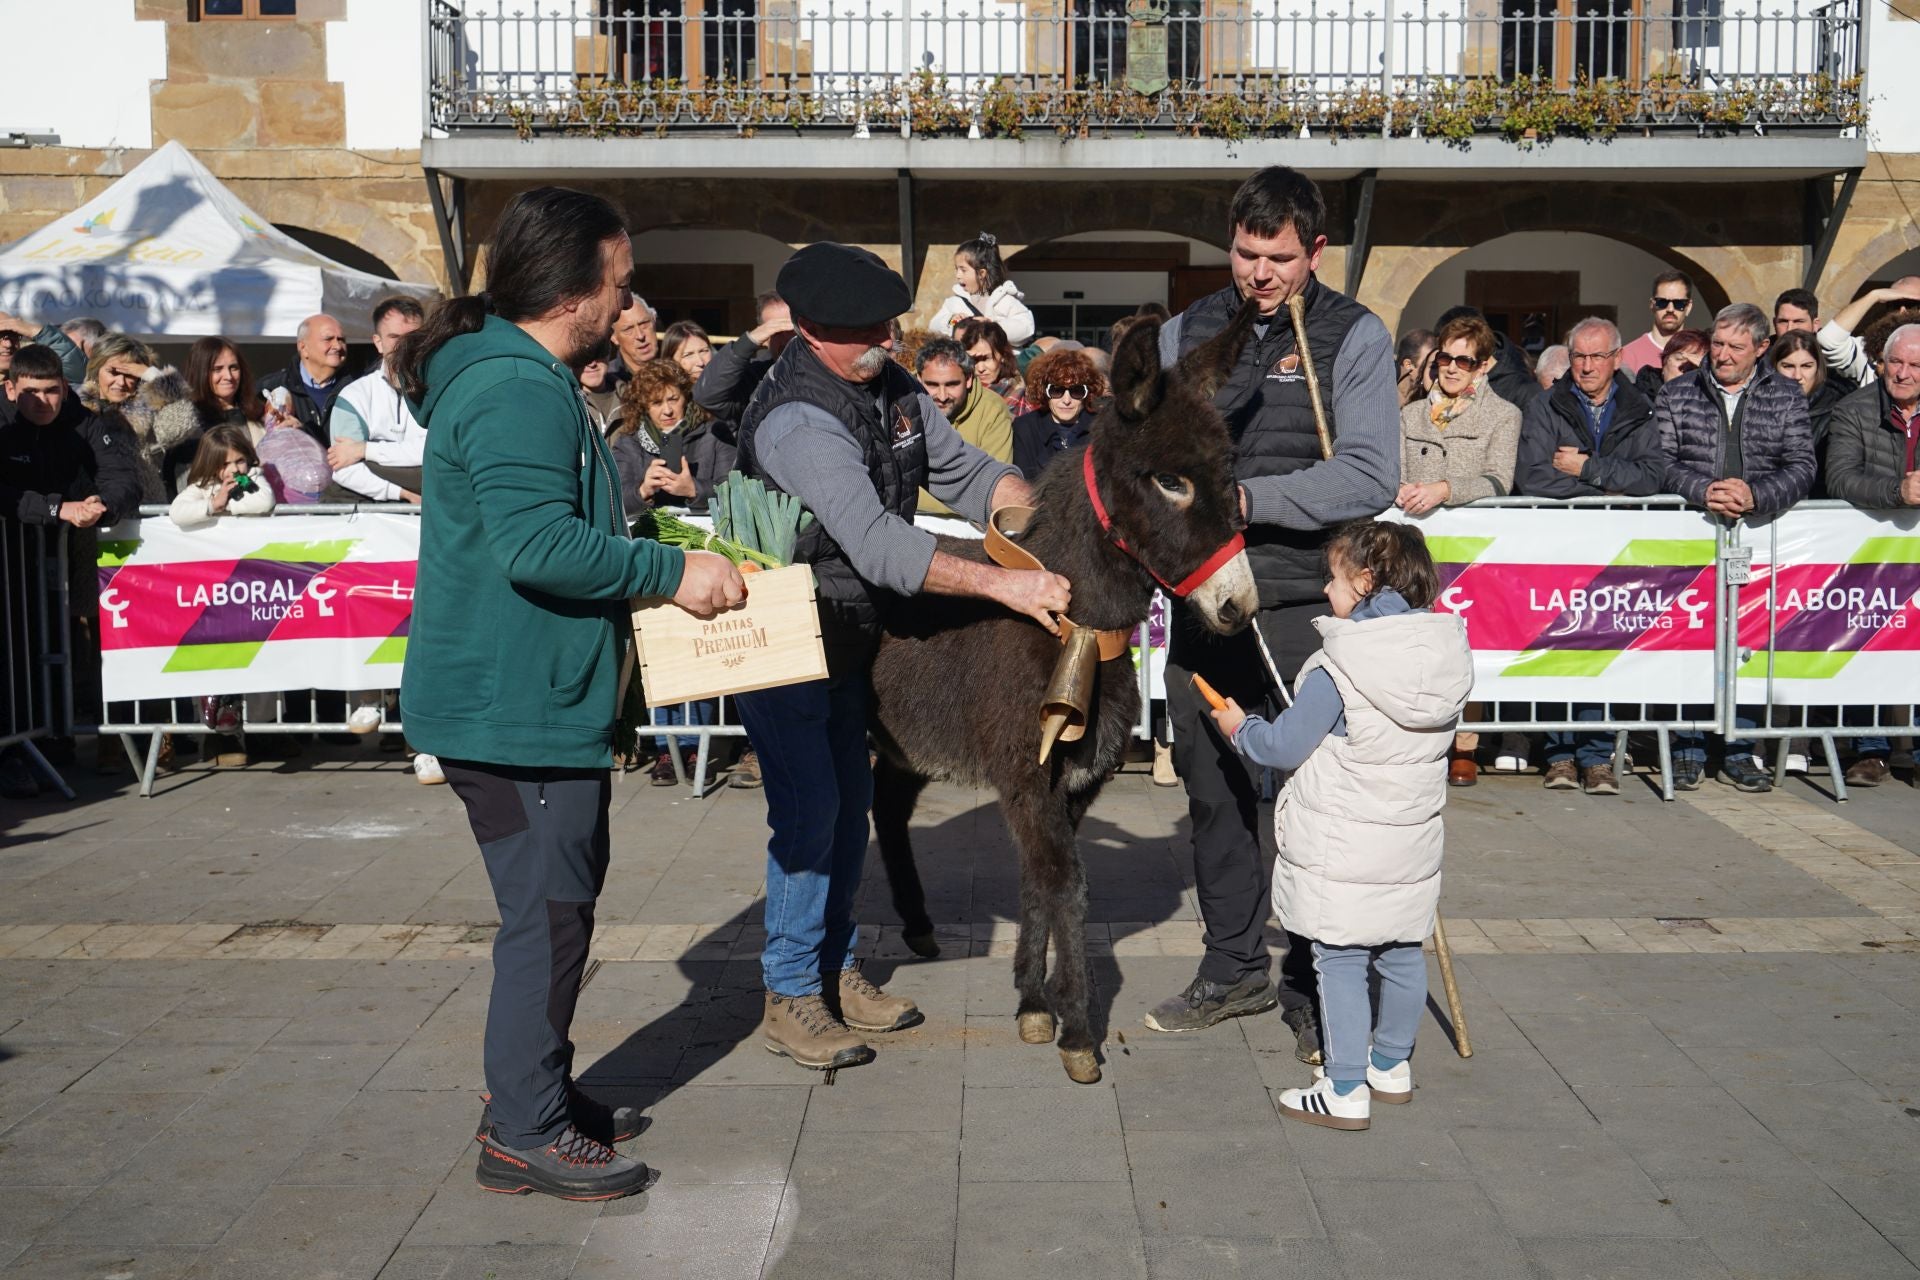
xmin=776 ymin=242 xmax=913 ymax=329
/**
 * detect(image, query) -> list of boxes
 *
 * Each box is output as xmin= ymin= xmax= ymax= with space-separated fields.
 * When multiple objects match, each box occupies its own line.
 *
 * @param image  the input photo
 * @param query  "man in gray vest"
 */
xmin=734 ymin=243 xmax=1070 ymax=1072
xmin=1146 ymin=167 xmax=1400 ymax=1060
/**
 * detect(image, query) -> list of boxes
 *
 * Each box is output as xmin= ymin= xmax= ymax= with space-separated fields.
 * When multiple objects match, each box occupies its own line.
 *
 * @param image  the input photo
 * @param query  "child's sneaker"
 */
xmin=1315 ymin=1060 xmax=1412 ymax=1104
xmin=1276 ymin=1076 xmax=1369 ymax=1131
xmin=347 ymin=704 xmax=384 ymax=734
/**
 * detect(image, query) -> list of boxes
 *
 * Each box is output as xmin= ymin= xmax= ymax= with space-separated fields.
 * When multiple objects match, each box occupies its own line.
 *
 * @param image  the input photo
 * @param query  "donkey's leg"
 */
xmin=1012 ymin=871 xmax=1056 ymax=1045
xmin=1045 ymin=851 xmax=1099 ymax=1083
xmin=1000 ymin=783 xmax=1096 ymax=1079
xmin=871 ymin=756 xmax=939 ymax=958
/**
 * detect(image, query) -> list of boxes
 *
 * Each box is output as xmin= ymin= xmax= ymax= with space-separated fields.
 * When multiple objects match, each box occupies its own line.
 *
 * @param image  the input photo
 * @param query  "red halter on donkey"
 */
xmin=867 ymin=301 xmax=1262 ymax=1083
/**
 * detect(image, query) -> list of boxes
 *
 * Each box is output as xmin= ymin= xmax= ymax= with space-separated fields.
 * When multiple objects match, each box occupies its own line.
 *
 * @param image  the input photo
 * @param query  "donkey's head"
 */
xmin=1083 ymin=301 xmax=1261 ymax=635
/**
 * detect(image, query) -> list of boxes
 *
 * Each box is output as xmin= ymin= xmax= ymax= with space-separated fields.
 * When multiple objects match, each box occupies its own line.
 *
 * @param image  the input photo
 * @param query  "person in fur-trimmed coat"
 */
xmin=80 ymin=334 xmax=202 ymax=501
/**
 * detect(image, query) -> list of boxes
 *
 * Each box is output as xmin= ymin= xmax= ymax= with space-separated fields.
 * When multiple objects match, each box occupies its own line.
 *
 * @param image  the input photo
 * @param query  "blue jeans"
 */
xmin=1311 ymin=940 xmax=1426 ymax=1087
xmin=1675 ymin=706 xmax=1756 ymax=765
xmin=651 ymin=698 xmax=716 ymax=753
xmin=735 ymin=674 xmax=873 ymax=997
xmin=1545 ymin=704 xmax=1612 ymax=769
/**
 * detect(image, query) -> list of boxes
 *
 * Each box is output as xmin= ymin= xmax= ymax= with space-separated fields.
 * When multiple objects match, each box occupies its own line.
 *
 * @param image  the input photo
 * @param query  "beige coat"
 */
xmin=1273 ymin=610 xmax=1474 ymax=947
xmin=1399 ymin=385 xmax=1521 ymax=505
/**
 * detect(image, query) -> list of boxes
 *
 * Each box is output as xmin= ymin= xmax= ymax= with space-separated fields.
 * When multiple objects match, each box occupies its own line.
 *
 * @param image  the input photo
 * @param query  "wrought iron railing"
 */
xmin=426 ymin=0 xmax=1864 ymax=140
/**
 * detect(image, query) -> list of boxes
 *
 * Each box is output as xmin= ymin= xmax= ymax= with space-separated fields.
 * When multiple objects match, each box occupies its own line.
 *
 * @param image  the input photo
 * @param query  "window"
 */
xmin=201 ymin=0 xmax=298 ymax=18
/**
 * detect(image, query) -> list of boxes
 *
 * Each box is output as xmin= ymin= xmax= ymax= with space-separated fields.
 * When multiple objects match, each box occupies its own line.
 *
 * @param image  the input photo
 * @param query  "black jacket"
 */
xmin=1 ymin=395 xmax=141 ymax=526
xmin=1822 ymin=382 xmax=1915 ymax=511
xmin=258 ymin=361 xmax=348 ymax=449
xmin=1011 ymin=409 xmax=1090 ymax=482
xmin=693 ymin=333 xmax=776 ymax=423
xmin=611 ymin=416 xmax=739 ymax=517
xmin=1514 ymin=372 xmax=1663 ymax=498
xmin=1487 ymin=332 xmax=1541 ymax=411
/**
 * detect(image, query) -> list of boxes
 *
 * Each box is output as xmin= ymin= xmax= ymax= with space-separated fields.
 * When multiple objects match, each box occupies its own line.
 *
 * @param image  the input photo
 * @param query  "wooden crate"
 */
xmin=631 ymin=564 xmax=828 ymax=704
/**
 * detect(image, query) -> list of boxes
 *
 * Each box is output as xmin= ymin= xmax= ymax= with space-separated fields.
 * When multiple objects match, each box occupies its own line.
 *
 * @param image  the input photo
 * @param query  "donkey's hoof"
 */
xmin=1018 ymin=1011 xmax=1057 ymax=1044
xmin=1059 ymin=1048 xmax=1102 ymax=1084
xmin=903 ymin=931 xmax=940 ymax=959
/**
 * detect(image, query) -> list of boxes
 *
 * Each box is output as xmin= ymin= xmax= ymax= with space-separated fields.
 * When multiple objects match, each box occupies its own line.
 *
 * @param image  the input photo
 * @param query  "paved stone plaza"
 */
xmin=1 ymin=748 xmax=1918 ymax=1279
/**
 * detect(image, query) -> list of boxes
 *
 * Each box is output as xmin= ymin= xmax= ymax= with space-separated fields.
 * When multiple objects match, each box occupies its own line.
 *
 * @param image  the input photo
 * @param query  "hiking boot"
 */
xmin=729 ymin=748 xmax=764 ymax=790
xmin=761 ymin=992 xmax=875 ymax=1070
xmin=1142 ymin=975 xmax=1279 ymax=1034
xmin=476 ymin=1082 xmax=644 ymax=1147
xmin=475 ymin=1123 xmax=655 ymax=1201
xmin=1582 ymin=763 xmax=1619 ymax=796
xmin=1721 ymin=755 xmax=1772 ymax=793
xmin=1283 ymin=1005 xmax=1324 ymax=1065
xmin=1844 ymin=757 xmax=1890 ymax=788
xmin=1542 ymin=760 xmax=1579 ymax=790
xmin=1277 ymin=1076 xmax=1370 ymax=1131
xmin=829 ymin=965 xmax=922 ymax=1033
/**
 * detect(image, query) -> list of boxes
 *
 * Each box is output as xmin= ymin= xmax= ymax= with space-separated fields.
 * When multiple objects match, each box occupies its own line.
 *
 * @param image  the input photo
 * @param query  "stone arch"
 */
xmin=1396 ymin=230 xmax=1731 ymax=354
xmin=984 ymin=230 xmax=1229 ymax=345
xmin=1359 ymin=182 xmax=1786 ymax=337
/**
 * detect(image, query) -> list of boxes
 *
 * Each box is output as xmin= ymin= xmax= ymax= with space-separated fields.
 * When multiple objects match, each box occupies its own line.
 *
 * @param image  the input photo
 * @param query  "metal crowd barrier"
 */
xmin=50 ymin=497 xmax=1920 ymax=804
xmin=1 ymin=520 xmax=76 ymax=800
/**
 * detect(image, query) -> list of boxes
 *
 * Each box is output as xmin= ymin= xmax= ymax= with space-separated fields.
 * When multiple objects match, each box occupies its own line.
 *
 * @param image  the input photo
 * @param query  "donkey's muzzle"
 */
xmin=1187 ymin=548 xmax=1259 ymax=636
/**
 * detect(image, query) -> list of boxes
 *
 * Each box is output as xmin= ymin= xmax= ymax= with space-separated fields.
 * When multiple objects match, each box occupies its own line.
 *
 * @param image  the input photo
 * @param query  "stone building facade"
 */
xmin=1 ymin=1 xmax=1916 ymax=345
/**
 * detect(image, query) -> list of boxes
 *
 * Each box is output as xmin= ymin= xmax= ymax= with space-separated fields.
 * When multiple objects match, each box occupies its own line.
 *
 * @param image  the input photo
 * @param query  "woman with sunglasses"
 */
xmin=1394 ymin=313 xmax=1521 ymax=787
xmin=1011 ymin=347 xmax=1106 ymax=481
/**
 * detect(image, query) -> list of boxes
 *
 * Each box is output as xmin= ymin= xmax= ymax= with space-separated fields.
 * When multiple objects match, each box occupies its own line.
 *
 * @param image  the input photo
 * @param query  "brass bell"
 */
xmin=1038 ymin=626 xmax=1101 ymax=763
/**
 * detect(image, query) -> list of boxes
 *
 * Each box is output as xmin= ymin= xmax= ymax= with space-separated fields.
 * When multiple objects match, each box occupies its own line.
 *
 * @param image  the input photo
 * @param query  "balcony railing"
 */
xmin=427 ymin=0 xmax=1864 ymax=141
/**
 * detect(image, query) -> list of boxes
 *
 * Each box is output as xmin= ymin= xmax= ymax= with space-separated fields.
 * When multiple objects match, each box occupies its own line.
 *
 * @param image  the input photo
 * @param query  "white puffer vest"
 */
xmin=1272 ymin=609 xmax=1474 ymax=947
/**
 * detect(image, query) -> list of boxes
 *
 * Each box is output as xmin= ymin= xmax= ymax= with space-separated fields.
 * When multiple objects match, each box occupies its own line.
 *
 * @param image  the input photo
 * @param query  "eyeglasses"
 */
xmin=1045 ymin=383 xmax=1091 ymax=401
xmin=1570 ymin=348 xmax=1621 ymax=364
xmin=1430 ymin=352 xmax=1480 ymax=371
xmin=1651 ymin=298 xmax=1691 ymax=311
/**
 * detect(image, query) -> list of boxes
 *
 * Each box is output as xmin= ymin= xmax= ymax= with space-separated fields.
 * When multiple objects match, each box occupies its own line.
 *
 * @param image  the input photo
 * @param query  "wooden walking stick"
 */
xmin=1287 ymin=286 xmax=1475 ymax=1059
xmin=1432 ymin=912 xmax=1473 ymax=1058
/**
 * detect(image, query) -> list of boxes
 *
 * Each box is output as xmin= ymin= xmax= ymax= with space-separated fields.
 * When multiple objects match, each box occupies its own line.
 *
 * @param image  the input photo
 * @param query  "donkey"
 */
xmin=866 ymin=304 xmax=1260 ymax=1083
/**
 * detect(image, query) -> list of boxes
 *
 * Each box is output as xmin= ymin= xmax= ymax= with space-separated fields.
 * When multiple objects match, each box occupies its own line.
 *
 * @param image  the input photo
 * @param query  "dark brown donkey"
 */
xmin=867 ymin=305 xmax=1260 ymax=1083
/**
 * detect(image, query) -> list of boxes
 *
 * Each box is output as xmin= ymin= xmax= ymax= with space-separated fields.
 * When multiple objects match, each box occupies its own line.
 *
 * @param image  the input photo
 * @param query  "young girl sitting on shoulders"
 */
xmin=934 ymin=232 xmax=1036 ymax=348
xmin=169 ymin=424 xmax=276 ymax=528
xmin=1209 ymin=520 xmax=1473 ymax=1132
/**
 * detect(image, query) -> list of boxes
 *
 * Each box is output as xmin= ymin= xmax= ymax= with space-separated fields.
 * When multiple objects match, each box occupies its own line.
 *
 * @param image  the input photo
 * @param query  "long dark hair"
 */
xmin=1325 ymin=519 xmax=1441 ymax=610
xmin=955 ymin=232 xmax=1009 ymax=293
xmin=396 ymin=186 xmax=629 ymax=403
xmin=185 ymin=337 xmax=264 ymax=423
xmin=185 ymin=423 xmax=261 ymax=491
xmin=955 ymin=316 xmax=1017 ymax=386
xmin=1767 ymin=329 xmax=1826 ymax=395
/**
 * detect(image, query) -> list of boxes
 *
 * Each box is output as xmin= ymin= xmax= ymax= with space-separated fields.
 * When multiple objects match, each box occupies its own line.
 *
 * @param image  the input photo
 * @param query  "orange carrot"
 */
xmin=738 ymin=561 xmax=763 ymax=575
xmin=1190 ymin=673 xmax=1228 ymax=712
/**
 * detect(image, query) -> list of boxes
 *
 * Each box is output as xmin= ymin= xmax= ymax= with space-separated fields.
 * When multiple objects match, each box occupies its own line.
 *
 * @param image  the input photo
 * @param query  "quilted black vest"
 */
xmin=1179 ymin=276 xmax=1369 ymax=607
xmin=738 ymin=339 xmax=930 ymax=672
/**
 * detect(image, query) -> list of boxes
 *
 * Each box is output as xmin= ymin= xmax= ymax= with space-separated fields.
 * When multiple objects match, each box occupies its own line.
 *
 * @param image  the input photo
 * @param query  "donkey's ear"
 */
xmin=1175 ymin=296 xmax=1261 ymax=402
xmin=1108 ymin=317 xmax=1167 ymax=425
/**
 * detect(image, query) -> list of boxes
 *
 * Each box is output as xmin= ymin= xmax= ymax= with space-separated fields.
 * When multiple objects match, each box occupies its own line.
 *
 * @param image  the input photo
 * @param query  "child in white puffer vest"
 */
xmin=1209 ymin=520 xmax=1473 ymax=1132
xmin=932 ymin=232 xmax=1036 ymax=348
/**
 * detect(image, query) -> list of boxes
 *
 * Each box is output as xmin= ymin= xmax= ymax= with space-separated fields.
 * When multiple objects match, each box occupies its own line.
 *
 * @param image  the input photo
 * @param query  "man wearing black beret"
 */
xmin=734 ymin=243 xmax=1071 ymax=1071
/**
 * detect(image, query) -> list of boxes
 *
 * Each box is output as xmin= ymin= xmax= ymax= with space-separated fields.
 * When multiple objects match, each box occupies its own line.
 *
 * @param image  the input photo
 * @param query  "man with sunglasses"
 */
xmin=1620 ymin=271 xmax=1696 ymax=376
xmin=1144 ymin=166 xmax=1399 ymax=1062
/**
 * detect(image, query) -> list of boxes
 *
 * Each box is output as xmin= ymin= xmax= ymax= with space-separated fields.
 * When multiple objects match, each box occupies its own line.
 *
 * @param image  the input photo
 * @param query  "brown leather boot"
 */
xmin=761 ymin=992 xmax=875 ymax=1070
xmin=829 ymin=966 xmax=924 ymax=1033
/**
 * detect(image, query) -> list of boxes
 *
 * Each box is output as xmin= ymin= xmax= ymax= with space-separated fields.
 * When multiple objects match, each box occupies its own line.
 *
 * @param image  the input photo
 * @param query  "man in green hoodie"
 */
xmin=399 ymin=188 xmax=744 ymax=1203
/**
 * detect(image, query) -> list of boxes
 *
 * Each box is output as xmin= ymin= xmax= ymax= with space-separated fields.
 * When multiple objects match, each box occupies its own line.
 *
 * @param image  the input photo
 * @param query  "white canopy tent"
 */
xmin=0 ymin=141 xmax=437 ymax=342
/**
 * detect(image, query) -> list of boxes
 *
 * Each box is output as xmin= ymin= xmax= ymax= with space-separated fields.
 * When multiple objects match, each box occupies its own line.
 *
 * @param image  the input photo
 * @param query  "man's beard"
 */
xmin=848 ymin=345 xmax=891 ymax=381
xmin=567 ymin=310 xmax=617 ymax=369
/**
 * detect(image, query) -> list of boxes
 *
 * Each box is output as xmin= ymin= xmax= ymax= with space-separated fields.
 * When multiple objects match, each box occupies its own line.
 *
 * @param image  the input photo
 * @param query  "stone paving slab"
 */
xmin=4 ymin=756 xmax=1920 ymax=1277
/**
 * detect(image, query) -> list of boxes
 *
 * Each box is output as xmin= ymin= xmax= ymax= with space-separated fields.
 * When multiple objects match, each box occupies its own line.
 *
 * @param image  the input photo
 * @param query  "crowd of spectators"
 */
xmin=3 ymin=249 xmax=1918 ymax=802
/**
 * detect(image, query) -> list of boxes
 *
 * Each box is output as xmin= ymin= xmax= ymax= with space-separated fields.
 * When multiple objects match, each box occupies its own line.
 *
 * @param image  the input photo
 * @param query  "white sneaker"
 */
xmin=347 ymin=705 xmax=384 ymax=734
xmin=1276 ymin=1075 xmax=1370 ymax=1130
xmin=1316 ymin=1060 xmax=1412 ymax=1104
xmin=412 ymin=753 xmax=446 ymax=785
xmin=1492 ymin=753 xmax=1529 ymax=773
xmin=1784 ymin=753 xmax=1809 ymax=774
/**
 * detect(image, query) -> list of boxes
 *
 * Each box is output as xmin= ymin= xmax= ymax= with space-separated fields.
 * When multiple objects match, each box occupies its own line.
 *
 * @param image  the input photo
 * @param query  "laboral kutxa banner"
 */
xmin=95 ymin=513 xmax=418 ymax=702
xmin=1734 ymin=505 xmax=1920 ymax=706
xmin=1394 ymin=506 xmax=1720 ymax=704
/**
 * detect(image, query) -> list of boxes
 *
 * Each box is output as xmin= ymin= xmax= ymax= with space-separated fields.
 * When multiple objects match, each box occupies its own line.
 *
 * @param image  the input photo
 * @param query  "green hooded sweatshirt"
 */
xmin=400 ymin=316 xmax=686 ymax=767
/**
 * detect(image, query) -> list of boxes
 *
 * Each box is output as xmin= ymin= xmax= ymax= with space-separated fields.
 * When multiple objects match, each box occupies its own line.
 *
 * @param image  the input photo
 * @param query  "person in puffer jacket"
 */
xmin=1208 ymin=519 xmax=1472 ymax=1133
xmin=931 ymin=232 xmax=1037 ymax=348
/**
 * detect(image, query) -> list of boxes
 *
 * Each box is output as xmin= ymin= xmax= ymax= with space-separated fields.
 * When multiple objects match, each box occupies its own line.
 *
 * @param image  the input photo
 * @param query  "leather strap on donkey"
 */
xmin=984 ymin=506 xmax=1132 ymax=764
